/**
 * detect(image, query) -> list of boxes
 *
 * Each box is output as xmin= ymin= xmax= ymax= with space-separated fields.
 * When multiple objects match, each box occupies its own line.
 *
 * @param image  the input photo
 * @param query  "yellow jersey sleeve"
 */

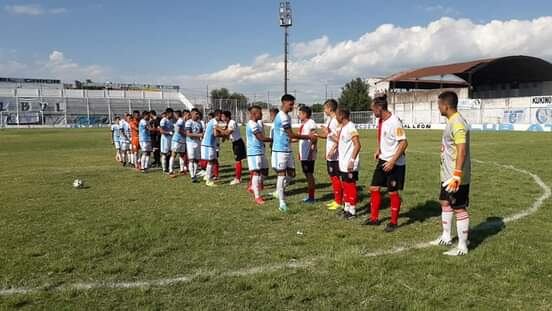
xmin=452 ymin=122 xmax=466 ymax=145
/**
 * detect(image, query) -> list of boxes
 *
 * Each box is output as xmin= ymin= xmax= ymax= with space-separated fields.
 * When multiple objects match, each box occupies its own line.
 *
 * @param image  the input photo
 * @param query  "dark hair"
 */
xmin=214 ymin=109 xmax=222 ymax=115
xmin=248 ymin=105 xmax=262 ymax=111
xmin=281 ymin=94 xmax=296 ymax=102
xmin=191 ymin=108 xmax=200 ymax=113
xmin=182 ymin=109 xmax=190 ymax=114
xmin=150 ymin=110 xmax=157 ymax=116
xmin=373 ymin=94 xmax=388 ymax=110
xmin=299 ymin=105 xmax=312 ymax=118
xmin=222 ymin=110 xmax=232 ymax=119
xmin=208 ymin=112 xmax=215 ymax=118
xmin=438 ymin=91 xmax=459 ymax=109
xmin=336 ymin=106 xmax=350 ymax=119
xmin=142 ymin=110 xmax=150 ymax=116
xmin=270 ymin=107 xmax=279 ymax=115
xmin=165 ymin=108 xmax=174 ymax=114
xmin=324 ymin=99 xmax=338 ymax=112
xmin=114 ymin=116 xmax=120 ymax=120
xmin=175 ymin=110 xmax=182 ymax=118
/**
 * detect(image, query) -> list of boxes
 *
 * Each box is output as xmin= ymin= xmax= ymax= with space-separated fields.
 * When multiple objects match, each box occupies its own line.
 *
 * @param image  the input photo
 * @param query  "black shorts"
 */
xmin=370 ymin=159 xmax=405 ymax=192
xmin=301 ymin=160 xmax=315 ymax=175
xmin=232 ymin=139 xmax=247 ymax=161
xmin=341 ymin=171 xmax=359 ymax=182
xmin=326 ymin=161 xmax=340 ymax=177
xmin=439 ymin=184 xmax=470 ymax=209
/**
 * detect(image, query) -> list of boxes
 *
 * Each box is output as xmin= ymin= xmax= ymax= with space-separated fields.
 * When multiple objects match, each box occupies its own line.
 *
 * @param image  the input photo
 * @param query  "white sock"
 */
xmin=129 ymin=153 xmax=134 ymax=164
xmin=161 ymin=155 xmax=167 ymax=172
xmin=143 ymin=155 xmax=149 ymax=169
xmin=189 ymin=161 xmax=195 ymax=178
xmin=141 ymin=154 xmax=146 ymax=169
xmin=456 ymin=211 xmax=470 ymax=250
xmin=179 ymin=157 xmax=186 ymax=173
xmin=442 ymin=210 xmax=454 ymax=241
xmin=206 ymin=163 xmax=213 ymax=181
xmin=193 ymin=162 xmax=198 ymax=177
xmin=344 ymin=203 xmax=351 ymax=213
xmin=252 ymin=175 xmax=260 ymax=198
xmin=277 ymin=175 xmax=285 ymax=204
xmin=169 ymin=156 xmax=175 ymax=173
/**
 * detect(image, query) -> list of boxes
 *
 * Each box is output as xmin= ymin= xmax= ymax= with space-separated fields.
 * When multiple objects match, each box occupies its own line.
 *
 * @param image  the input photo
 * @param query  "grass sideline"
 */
xmin=1 ymin=128 xmax=551 ymax=310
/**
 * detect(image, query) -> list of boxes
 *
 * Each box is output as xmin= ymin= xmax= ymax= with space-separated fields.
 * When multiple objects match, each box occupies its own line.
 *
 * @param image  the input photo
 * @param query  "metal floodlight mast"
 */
xmin=279 ymin=1 xmax=292 ymax=94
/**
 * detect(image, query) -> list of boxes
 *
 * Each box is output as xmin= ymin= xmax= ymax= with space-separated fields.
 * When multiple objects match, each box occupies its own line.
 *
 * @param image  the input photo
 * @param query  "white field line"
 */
xmin=1 ymin=155 xmax=550 ymax=297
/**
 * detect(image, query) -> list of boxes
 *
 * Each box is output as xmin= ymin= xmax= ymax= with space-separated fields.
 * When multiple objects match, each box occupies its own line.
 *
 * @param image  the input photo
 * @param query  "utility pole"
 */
xmin=279 ymin=2 xmax=292 ymax=95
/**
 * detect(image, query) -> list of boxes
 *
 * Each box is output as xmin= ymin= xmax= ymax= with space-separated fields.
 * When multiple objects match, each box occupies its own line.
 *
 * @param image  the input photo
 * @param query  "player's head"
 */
xmin=438 ymin=91 xmax=459 ymax=117
xmin=191 ymin=108 xmax=200 ymax=120
xmin=183 ymin=109 xmax=190 ymax=120
xmin=336 ymin=107 xmax=350 ymax=124
xmin=248 ymin=105 xmax=262 ymax=121
xmin=208 ymin=112 xmax=215 ymax=120
xmin=269 ymin=108 xmax=279 ymax=121
xmin=221 ymin=110 xmax=232 ymax=122
xmin=161 ymin=111 xmax=167 ymax=118
xmin=280 ymin=94 xmax=295 ymax=113
xmin=298 ymin=105 xmax=312 ymax=121
xmin=174 ymin=110 xmax=182 ymax=118
xmin=165 ymin=108 xmax=174 ymax=119
xmin=150 ymin=110 xmax=157 ymax=118
xmin=214 ymin=109 xmax=223 ymax=121
xmin=124 ymin=113 xmax=131 ymax=121
xmin=142 ymin=110 xmax=151 ymax=120
xmin=323 ymin=99 xmax=338 ymax=116
xmin=132 ymin=110 xmax=140 ymax=119
xmin=371 ymin=94 xmax=388 ymax=118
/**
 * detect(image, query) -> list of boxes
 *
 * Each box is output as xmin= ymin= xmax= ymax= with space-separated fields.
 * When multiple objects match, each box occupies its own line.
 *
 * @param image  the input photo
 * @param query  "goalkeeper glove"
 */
xmin=442 ymin=169 xmax=462 ymax=193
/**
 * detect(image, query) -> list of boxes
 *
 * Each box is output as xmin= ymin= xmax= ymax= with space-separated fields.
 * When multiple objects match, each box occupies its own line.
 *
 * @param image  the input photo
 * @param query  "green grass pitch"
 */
xmin=0 ymin=128 xmax=551 ymax=310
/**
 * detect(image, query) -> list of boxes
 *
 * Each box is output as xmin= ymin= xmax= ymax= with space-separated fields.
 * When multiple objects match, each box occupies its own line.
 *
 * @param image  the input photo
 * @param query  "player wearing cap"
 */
xmin=363 ymin=95 xmax=408 ymax=233
xmin=430 ymin=91 xmax=472 ymax=256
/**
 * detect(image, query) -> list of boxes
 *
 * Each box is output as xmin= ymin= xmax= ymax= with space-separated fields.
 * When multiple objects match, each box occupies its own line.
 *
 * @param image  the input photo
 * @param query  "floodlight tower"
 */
xmin=279 ymin=1 xmax=292 ymax=94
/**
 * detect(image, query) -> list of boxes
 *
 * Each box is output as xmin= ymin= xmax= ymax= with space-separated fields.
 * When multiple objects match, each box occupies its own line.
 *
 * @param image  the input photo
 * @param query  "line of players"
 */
xmin=110 ymin=91 xmax=471 ymax=256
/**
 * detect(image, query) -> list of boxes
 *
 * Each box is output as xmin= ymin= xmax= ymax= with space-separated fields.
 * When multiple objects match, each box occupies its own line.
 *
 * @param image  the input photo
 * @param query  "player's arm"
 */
xmin=382 ymin=139 xmax=407 ymax=172
xmin=285 ymin=128 xmax=312 ymax=141
xmin=347 ymin=135 xmax=361 ymax=172
xmin=254 ymin=132 xmax=272 ymax=143
xmin=186 ymin=125 xmax=202 ymax=139
xmin=443 ymin=123 xmax=467 ymax=192
xmin=110 ymin=128 xmax=115 ymax=144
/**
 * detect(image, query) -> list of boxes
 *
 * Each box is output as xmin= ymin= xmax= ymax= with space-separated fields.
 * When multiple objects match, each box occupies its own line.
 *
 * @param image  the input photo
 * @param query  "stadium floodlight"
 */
xmin=279 ymin=1 xmax=292 ymax=94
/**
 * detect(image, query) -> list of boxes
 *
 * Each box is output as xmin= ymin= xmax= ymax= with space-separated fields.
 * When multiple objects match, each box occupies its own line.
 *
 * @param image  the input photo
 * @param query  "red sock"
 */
xmin=308 ymin=187 xmax=315 ymax=199
xmin=347 ymin=182 xmax=358 ymax=206
xmin=370 ymin=190 xmax=382 ymax=222
xmin=390 ymin=192 xmax=401 ymax=225
xmin=213 ymin=160 xmax=219 ymax=177
xmin=199 ymin=160 xmax=207 ymax=170
xmin=235 ymin=161 xmax=242 ymax=180
xmin=330 ymin=176 xmax=343 ymax=204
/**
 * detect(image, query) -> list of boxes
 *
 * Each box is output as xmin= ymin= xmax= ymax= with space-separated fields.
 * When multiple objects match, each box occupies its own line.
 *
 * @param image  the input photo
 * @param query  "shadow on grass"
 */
xmin=286 ymin=182 xmax=332 ymax=197
xmin=469 ymin=216 xmax=505 ymax=250
xmin=397 ymin=200 xmax=442 ymax=228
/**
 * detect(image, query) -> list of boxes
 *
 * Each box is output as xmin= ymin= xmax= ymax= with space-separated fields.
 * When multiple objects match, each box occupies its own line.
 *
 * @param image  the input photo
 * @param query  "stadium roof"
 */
xmin=381 ymin=55 xmax=552 ymax=89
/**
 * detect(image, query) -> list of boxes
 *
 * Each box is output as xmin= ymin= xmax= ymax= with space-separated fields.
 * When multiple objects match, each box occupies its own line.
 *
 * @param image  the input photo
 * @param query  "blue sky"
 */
xmin=1 ymin=0 xmax=552 ymax=100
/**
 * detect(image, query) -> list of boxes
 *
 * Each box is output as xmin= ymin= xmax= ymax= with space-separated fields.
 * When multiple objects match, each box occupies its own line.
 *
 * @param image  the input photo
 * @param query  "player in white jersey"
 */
xmin=329 ymin=107 xmax=361 ymax=219
xmin=169 ymin=110 xmax=189 ymax=177
xmin=297 ymin=106 xmax=318 ymax=203
xmin=316 ymin=99 xmax=342 ymax=210
xmin=138 ymin=111 xmax=153 ymax=173
xmin=118 ymin=113 xmax=132 ymax=166
xmin=185 ymin=108 xmax=203 ymax=182
xmin=245 ymin=105 xmax=272 ymax=204
xmin=219 ymin=111 xmax=247 ymax=185
xmin=271 ymin=94 xmax=314 ymax=212
xmin=111 ymin=116 xmax=122 ymax=163
xmin=430 ymin=91 xmax=472 ymax=256
xmin=159 ymin=109 xmax=174 ymax=174
xmin=364 ymin=95 xmax=408 ymax=233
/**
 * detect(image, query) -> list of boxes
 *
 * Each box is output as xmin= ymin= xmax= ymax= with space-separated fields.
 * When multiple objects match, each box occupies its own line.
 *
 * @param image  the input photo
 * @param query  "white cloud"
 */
xmin=0 ymin=50 xmax=108 ymax=80
xmin=4 ymin=4 xmax=67 ymax=16
xmin=184 ymin=16 xmax=552 ymax=102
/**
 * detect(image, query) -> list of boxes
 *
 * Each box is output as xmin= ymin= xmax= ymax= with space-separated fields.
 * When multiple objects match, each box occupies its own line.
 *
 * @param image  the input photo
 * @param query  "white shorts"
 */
xmin=248 ymin=155 xmax=268 ymax=171
xmin=271 ymin=151 xmax=295 ymax=171
xmin=120 ymin=141 xmax=130 ymax=151
xmin=201 ymin=145 xmax=217 ymax=161
xmin=140 ymin=141 xmax=153 ymax=152
xmin=114 ymin=141 xmax=121 ymax=150
xmin=171 ymin=141 xmax=186 ymax=154
xmin=161 ymin=135 xmax=172 ymax=154
xmin=186 ymin=141 xmax=200 ymax=160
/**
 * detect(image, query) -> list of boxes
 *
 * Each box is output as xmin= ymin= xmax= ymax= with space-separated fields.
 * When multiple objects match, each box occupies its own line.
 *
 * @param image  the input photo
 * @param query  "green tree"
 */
xmin=210 ymin=88 xmax=248 ymax=107
xmin=338 ymin=78 xmax=372 ymax=111
xmin=311 ymin=103 xmax=324 ymax=112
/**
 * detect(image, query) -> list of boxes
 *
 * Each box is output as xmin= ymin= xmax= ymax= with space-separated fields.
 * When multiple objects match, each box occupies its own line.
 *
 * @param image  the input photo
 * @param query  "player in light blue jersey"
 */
xmin=159 ymin=108 xmax=174 ymax=174
xmin=138 ymin=111 xmax=153 ymax=173
xmin=201 ymin=111 xmax=220 ymax=186
xmin=169 ymin=110 xmax=190 ymax=177
xmin=271 ymin=94 xmax=314 ymax=212
xmin=118 ymin=113 xmax=132 ymax=167
xmin=246 ymin=105 xmax=272 ymax=205
xmin=111 ymin=116 xmax=121 ymax=163
xmin=185 ymin=108 xmax=204 ymax=182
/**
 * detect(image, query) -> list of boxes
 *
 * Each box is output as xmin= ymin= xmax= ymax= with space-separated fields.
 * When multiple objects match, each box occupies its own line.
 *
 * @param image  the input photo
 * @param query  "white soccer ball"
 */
xmin=73 ymin=179 xmax=84 ymax=189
